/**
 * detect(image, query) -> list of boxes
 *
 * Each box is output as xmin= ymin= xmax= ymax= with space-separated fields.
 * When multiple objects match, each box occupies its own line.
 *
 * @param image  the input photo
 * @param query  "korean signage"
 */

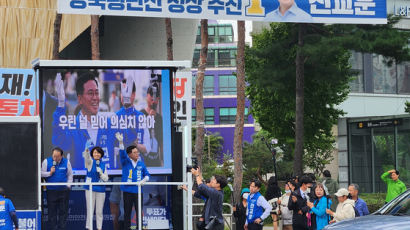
xmin=58 ymin=0 xmax=387 ymax=24
xmin=0 ymin=69 xmax=38 ymax=116
xmin=174 ymin=71 xmax=192 ymax=126
xmin=357 ymin=119 xmax=402 ymax=129
xmin=16 ymin=211 xmax=41 ymax=230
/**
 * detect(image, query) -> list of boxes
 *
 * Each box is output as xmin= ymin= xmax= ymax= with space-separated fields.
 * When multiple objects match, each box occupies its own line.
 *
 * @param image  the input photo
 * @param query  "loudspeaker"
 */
xmin=171 ymin=131 xmax=183 ymax=229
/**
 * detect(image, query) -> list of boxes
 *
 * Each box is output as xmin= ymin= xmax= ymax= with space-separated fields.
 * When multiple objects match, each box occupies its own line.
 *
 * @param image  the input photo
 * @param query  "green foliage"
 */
xmin=245 ymin=23 xmax=351 ymax=173
xmin=405 ymin=101 xmax=410 ymax=113
xmin=192 ymin=128 xmax=224 ymax=161
xmin=245 ymin=19 xmax=410 ymax=173
xmin=360 ymin=193 xmax=386 ymax=213
xmin=242 ymin=130 xmax=294 ymax=185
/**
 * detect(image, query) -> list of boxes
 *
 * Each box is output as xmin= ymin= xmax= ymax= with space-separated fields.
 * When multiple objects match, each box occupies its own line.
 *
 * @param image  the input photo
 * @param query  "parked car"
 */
xmin=323 ymin=189 xmax=410 ymax=230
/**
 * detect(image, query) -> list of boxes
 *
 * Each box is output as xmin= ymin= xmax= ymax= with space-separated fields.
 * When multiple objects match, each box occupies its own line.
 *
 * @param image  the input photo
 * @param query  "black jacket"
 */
xmin=288 ymin=188 xmax=310 ymax=229
xmin=233 ymin=202 xmax=246 ymax=230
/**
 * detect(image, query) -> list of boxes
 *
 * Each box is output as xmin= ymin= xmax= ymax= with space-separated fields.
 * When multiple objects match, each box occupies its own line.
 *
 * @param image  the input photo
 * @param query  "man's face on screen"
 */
xmin=146 ymin=93 xmax=159 ymax=111
xmin=278 ymin=0 xmax=295 ymax=9
xmin=52 ymin=150 xmax=63 ymax=163
xmin=78 ymin=80 xmax=100 ymax=116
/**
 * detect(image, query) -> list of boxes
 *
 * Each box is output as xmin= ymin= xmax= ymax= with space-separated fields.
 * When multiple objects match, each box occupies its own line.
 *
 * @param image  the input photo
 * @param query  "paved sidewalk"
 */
xmin=263 ymin=227 xmax=274 ymax=230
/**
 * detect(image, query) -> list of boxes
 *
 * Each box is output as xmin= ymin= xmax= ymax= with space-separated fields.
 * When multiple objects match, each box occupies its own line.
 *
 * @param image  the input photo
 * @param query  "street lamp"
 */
xmin=261 ymin=137 xmax=279 ymax=184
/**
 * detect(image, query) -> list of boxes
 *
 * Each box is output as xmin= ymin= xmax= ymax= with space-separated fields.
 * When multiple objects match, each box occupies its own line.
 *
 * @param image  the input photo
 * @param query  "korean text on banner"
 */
xmin=58 ymin=0 xmax=387 ymax=24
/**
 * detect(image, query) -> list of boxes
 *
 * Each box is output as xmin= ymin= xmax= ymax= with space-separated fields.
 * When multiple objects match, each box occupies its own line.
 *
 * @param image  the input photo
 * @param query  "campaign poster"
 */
xmin=40 ymin=68 xmax=172 ymax=174
xmin=0 ymin=68 xmax=38 ymax=116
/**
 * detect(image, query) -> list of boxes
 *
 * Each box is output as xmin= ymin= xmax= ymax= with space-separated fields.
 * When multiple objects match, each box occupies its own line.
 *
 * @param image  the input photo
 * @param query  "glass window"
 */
xmin=349 ymin=123 xmax=373 ymax=193
xmin=192 ymin=108 xmax=196 ymax=122
xmin=220 ymin=107 xmax=248 ymax=124
xmin=196 ymin=27 xmax=201 ymax=44
xmin=218 ymin=26 xmax=233 ymax=43
xmin=204 ymin=75 xmax=214 ymax=95
xmin=373 ymin=126 xmax=395 ymax=192
xmin=218 ymin=49 xmax=236 ymax=67
xmin=205 ymin=108 xmax=215 ymax=124
xmin=349 ymin=52 xmax=364 ymax=93
xmin=219 ymin=75 xmax=237 ymax=95
xmin=208 ymin=26 xmax=216 ymax=43
xmin=220 ymin=108 xmax=237 ymax=124
xmin=398 ymin=62 xmax=410 ymax=94
xmin=397 ymin=119 xmax=410 ymax=187
xmin=192 ymin=49 xmax=200 ymax=68
xmin=372 ymin=54 xmax=397 ymax=94
xmin=207 ymin=49 xmax=216 ymax=68
xmin=192 ymin=75 xmax=196 ymax=95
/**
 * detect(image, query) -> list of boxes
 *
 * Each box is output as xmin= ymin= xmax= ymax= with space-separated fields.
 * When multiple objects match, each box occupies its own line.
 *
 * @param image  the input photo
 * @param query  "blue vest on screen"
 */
xmin=46 ymin=157 xmax=68 ymax=190
xmin=83 ymin=160 xmax=106 ymax=193
xmin=247 ymin=192 xmax=263 ymax=223
xmin=0 ymin=195 xmax=14 ymax=230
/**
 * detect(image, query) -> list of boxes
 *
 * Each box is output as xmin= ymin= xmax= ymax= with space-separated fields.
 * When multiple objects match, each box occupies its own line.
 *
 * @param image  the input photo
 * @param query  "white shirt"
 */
xmin=41 ymin=158 xmax=73 ymax=188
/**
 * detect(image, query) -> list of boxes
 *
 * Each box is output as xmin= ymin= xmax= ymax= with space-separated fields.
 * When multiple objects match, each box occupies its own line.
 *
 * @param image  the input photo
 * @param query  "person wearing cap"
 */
xmin=381 ymin=169 xmax=407 ymax=203
xmin=0 ymin=187 xmax=18 ymax=230
xmin=41 ymin=147 xmax=73 ymax=230
xmin=326 ymin=188 xmax=355 ymax=223
xmin=83 ymin=145 xmax=109 ymax=230
xmin=233 ymin=188 xmax=250 ymax=230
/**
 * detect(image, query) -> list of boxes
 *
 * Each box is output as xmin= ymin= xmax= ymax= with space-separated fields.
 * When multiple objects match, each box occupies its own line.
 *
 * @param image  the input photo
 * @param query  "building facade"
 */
xmin=191 ymin=21 xmax=256 ymax=156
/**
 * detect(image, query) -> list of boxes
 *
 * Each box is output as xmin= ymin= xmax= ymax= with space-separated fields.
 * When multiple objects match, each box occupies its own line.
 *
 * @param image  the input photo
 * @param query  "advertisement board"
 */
xmin=0 ymin=69 xmax=38 ymax=116
xmin=58 ymin=0 xmax=387 ymax=24
xmin=40 ymin=67 xmax=172 ymax=175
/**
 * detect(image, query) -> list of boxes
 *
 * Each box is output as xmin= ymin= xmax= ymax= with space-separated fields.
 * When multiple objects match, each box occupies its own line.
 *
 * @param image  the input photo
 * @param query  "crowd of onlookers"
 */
xmin=230 ymin=168 xmax=407 ymax=230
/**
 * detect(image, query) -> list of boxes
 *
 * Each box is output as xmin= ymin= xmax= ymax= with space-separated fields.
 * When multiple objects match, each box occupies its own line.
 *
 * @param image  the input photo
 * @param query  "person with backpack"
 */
xmin=325 ymin=188 xmax=355 ymax=223
xmin=306 ymin=183 xmax=332 ymax=230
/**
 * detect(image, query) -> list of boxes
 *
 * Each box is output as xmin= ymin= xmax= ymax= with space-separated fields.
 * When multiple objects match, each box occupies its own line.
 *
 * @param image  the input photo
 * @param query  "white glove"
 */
xmin=121 ymin=78 xmax=134 ymax=106
xmin=54 ymin=73 xmax=65 ymax=107
xmin=140 ymin=176 xmax=149 ymax=186
xmin=96 ymin=167 xmax=103 ymax=175
xmin=115 ymin=132 xmax=123 ymax=142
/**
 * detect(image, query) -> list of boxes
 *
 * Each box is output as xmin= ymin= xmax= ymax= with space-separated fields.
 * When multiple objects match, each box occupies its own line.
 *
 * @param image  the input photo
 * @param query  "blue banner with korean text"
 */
xmin=58 ymin=0 xmax=387 ymax=24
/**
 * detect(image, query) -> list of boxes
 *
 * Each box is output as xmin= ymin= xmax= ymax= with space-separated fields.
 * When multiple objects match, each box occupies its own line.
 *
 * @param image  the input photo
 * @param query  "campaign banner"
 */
xmin=0 ymin=69 xmax=38 ymax=116
xmin=174 ymin=71 xmax=192 ymax=126
xmin=15 ymin=211 xmax=41 ymax=230
xmin=40 ymin=68 xmax=172 ymax=174
xmin=58 ymin=0 xmax=387 ymax=24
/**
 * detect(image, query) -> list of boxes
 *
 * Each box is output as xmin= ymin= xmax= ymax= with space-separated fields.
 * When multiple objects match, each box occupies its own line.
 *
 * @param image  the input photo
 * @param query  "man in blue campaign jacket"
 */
xmin=41 ymin=147 xmax=73 ymax=230
xmin=0 ymin=187 xmax=19 ymax=230
xmin=245 ymin=179 xmax=272 ymax=230
xmin=116 ymin=133 xmax=150 ymax=230
xmin=116 ymin=78 xmax=151 ymax=157
xmin=51 ymin=73 xmax=117 ymax=170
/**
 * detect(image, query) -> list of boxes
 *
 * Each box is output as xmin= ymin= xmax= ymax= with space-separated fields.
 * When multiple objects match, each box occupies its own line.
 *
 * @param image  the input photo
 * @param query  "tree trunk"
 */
xmin=233 ymin=21 xmax=245 ymax=203
xmin=165 ymin=18 xmax=173 ymax=61
xmin=294 ymin=24 xmax=306 ymax=176
xmin=52 ymin=13 xmax=62 ymax=60
xmin=194 ymin=19 xmax=208 ymax=168
xmin=91 ymin=15 xmax=100 ymax=60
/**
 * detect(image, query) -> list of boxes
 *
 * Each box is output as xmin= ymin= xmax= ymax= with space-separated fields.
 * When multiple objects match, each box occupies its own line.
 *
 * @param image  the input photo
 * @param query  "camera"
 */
xmin=186 ymin=157 xmax=198 ymax=172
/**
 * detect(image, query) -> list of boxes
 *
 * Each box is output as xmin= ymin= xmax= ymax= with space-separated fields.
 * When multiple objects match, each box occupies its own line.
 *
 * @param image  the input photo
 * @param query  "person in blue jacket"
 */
xmin=52 ymin=73 xmax=117 ymax=170
xmin=245 ymin=179 xmax=272 ymax=230
xmin=116 ymin=132 xmax=150 ymax=230
xmin=306 ymin=183 xmax=332 ymax=230
xmin=83 ymin=145 xmax=109 ymax=230
xmin=41 ymin=147 xmax=73 ymax=230
xmin=0 ymin=187 xmax=18 ymax=230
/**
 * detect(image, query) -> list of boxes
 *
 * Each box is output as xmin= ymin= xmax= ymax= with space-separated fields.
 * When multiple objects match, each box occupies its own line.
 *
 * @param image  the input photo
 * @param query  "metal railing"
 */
xmin=40 ymin=181 xmax=187 ymax=230
xmin=191 ymin=203 xmax=233 ymax=230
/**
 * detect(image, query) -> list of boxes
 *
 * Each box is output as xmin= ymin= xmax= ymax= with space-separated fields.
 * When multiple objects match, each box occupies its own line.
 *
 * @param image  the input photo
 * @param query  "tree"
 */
xmin=165 ymin=18 xmax=173 ymax=60
xmin=192 ymin=128 xmax=224 ymax=161
xmin=52 ymin=13 xmax=62 ymax=60
xmin=246 ymin=18 xmax=410 ymax=175
xmin=194 ymin=19 xmax=208 ymax=168
xmin=233 ymin=20 xmax=246 ymax=202
xmin=242 ymin=130 xmax=293 ymax=186
xmin=91 ymin=15 xmax=100 ymax=60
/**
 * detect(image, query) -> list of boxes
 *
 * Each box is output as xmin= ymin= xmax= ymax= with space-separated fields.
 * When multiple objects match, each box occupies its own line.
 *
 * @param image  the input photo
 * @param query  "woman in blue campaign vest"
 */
xmin=83 ymin=146 xmax=109 ymax=230
xmin=0 ymin=188 xmax=18 ymax=230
